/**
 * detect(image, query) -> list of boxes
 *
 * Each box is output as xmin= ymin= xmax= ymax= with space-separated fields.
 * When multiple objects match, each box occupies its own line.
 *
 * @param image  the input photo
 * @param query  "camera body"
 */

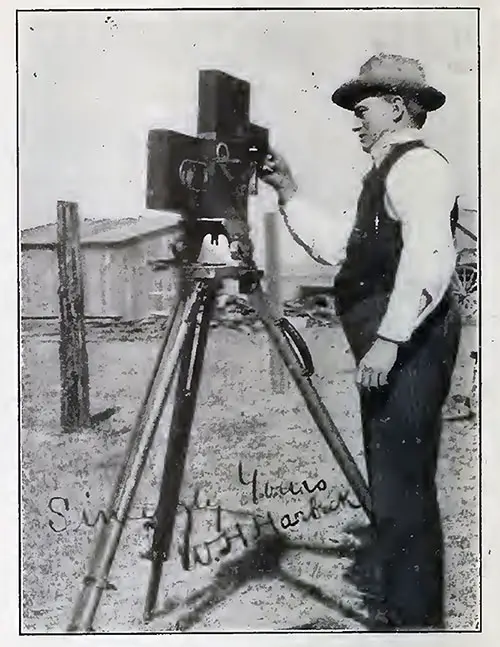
xmin=146 ymin=69 xmax=269 ymax=218
xmin=145 ymin=70 xmax=269 ymax=264
xmin=146 ymin=125 xmax=268 ymax=219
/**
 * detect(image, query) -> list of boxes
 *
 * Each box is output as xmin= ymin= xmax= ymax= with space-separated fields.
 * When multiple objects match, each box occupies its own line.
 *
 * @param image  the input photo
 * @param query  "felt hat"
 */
xmin=331 ymin=53 xmax=446 ymax=112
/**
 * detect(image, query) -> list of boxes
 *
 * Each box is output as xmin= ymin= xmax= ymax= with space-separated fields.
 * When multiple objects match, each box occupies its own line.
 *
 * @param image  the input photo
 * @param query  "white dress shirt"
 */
xmin=280 ymin=128 xmax=458 ymax=343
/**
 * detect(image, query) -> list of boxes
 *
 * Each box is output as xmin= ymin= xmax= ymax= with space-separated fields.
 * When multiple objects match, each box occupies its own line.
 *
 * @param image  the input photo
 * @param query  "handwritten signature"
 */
xmin=176 ymin=488 xmax=280 ymax=571
xmin=237 ymin=460 xmax=328 ymax=504
xmin=47 ymin=462 xmax=360 ymax=571
xmin=178 ymin=486 xmax=361 ymax=571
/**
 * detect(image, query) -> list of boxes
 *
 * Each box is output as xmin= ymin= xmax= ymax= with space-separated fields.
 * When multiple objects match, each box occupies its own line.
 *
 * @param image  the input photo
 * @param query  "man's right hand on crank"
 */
xmin=259 ymin=149 xmax=298 ymax=206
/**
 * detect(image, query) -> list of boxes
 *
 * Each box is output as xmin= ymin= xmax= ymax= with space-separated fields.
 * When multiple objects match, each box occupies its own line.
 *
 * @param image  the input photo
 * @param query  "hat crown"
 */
xmin=331 ymin=52 xmax=445 ymax=112
xmin=359 ymin=53 xmax=427 ymax=85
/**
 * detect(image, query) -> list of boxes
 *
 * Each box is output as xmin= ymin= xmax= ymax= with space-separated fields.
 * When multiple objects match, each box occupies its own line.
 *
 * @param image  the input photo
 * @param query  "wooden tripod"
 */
xmin=66 ymin=257 xmax=372 ymax=633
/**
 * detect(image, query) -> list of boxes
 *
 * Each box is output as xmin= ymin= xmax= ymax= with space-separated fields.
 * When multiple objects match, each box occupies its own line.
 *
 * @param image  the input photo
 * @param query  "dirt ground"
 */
xmin=20 ymin=317 xmax=479 ymax=633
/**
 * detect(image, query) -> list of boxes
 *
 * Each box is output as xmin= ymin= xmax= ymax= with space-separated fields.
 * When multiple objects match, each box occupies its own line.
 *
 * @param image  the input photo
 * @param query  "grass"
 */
xmin=20 ymin=319 xmax=479 ymax=633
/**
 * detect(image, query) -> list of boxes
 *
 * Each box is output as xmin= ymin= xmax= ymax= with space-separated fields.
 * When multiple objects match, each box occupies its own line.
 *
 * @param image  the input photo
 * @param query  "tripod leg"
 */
xmin=143 ymin=281 xmax=216 ymax=621
xmin=67 ymin=281 xmax=207 ymax=633
xmin=247 ymin=285 xmax=373 ymax=520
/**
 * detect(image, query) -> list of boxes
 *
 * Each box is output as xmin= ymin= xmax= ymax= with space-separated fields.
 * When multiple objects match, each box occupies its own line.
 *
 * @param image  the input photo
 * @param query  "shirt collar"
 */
xmin=370 ymin=128 xmax=423 ymax=167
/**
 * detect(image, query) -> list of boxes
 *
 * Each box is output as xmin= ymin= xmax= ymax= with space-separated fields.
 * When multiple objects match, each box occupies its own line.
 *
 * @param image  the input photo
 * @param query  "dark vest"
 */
xmin=333 ymin=140 xmax=458 ymax=321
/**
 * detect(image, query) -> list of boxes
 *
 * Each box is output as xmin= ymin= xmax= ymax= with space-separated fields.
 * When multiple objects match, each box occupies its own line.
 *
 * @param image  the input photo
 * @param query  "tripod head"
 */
xmin=146 ymin=70 xmax=269 ymax=266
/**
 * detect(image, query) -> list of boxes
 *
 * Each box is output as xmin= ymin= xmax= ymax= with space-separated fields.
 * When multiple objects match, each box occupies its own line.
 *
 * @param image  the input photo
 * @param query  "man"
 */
xmin=260 ymin=53 xmax=462 ymax=629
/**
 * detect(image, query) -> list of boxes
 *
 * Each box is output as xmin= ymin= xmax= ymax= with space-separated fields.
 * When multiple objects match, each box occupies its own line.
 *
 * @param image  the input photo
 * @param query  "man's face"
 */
xmin=352 ymin=95 xmax=396 ymax=153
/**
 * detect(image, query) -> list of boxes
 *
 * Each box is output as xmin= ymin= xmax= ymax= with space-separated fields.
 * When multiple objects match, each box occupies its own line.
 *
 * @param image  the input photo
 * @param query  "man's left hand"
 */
xmin=356 ymin=338 xmax=399 ymax=389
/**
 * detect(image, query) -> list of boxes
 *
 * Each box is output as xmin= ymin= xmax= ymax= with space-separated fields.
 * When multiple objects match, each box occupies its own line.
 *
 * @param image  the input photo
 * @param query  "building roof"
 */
xmin=20 ymin=217 xmax=129 ymax=246
xmin=82 ymin=213 xmax=181 ymax=246
xmin=21 ymin=212 xmax=181 ymax=249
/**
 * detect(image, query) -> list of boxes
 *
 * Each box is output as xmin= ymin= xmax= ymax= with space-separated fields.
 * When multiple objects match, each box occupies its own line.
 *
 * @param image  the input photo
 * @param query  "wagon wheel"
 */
xmin=456 ymin=263 xmax=478 ymax=295
xmin=455 ymin=263 xmax=478 ymax=319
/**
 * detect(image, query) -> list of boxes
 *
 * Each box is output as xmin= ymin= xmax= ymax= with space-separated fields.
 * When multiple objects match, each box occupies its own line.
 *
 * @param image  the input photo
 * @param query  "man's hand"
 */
xmin=356 ymin=338 xmax=399 ymax=389
xmin=259 ymin=149 xmax=298 ymax=205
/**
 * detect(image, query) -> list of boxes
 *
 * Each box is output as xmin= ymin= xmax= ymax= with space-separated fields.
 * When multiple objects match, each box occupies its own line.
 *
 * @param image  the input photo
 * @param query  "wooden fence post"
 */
xmin=265 ymin=211 xmax=288 ymax=394
xmin=56 ymin=201 xmax=90 ymax=431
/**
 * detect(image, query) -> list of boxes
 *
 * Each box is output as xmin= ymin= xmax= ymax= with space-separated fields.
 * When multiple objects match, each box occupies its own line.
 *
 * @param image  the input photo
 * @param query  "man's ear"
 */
xmin=391 ymin=95 xmax=406 ymax=123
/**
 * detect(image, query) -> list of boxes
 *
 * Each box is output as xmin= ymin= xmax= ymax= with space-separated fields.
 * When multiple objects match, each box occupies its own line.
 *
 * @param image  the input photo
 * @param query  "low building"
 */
xmin=21 ymin=214 xmax=181 ymax=320
xmin=21 ymin=201 xmax=477 ymax=321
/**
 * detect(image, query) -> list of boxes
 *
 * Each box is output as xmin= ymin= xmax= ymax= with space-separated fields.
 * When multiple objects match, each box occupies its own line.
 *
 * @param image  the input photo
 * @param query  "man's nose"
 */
xmin=352 ymin=120 xmax=362 ymax=133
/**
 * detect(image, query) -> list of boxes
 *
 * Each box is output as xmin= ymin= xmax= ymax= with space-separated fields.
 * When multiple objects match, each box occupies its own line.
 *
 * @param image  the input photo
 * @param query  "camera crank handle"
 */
xmin=275 ymin=317 xmax=315 ymax=378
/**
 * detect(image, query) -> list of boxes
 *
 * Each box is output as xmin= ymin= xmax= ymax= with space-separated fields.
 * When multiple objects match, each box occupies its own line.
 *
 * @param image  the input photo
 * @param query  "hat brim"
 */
xmin=331 ymin=79 xmax=446 ymax=112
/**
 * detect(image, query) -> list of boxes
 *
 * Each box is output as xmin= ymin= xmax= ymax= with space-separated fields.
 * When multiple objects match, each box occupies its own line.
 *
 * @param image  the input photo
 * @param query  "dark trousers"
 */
xmin=339 ymin=293 xmax=461 ymax=628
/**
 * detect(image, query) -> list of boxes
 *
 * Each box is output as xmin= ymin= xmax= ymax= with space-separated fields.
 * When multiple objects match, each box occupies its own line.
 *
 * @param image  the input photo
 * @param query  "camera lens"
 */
xmin=179 ymin=160 xmax=208 ymax=192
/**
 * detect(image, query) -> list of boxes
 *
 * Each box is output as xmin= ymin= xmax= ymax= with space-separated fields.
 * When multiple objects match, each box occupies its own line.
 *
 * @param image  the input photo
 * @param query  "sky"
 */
xmin=19 ymin=8 xmax=478 ymax=233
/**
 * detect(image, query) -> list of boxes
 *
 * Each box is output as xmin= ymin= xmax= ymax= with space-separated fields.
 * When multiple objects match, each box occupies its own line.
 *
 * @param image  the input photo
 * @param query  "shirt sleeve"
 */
xmin=278 ymin=193 xmax=352 ymax=267
xmin=376 ymin=147 xmax=458 ymax=343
